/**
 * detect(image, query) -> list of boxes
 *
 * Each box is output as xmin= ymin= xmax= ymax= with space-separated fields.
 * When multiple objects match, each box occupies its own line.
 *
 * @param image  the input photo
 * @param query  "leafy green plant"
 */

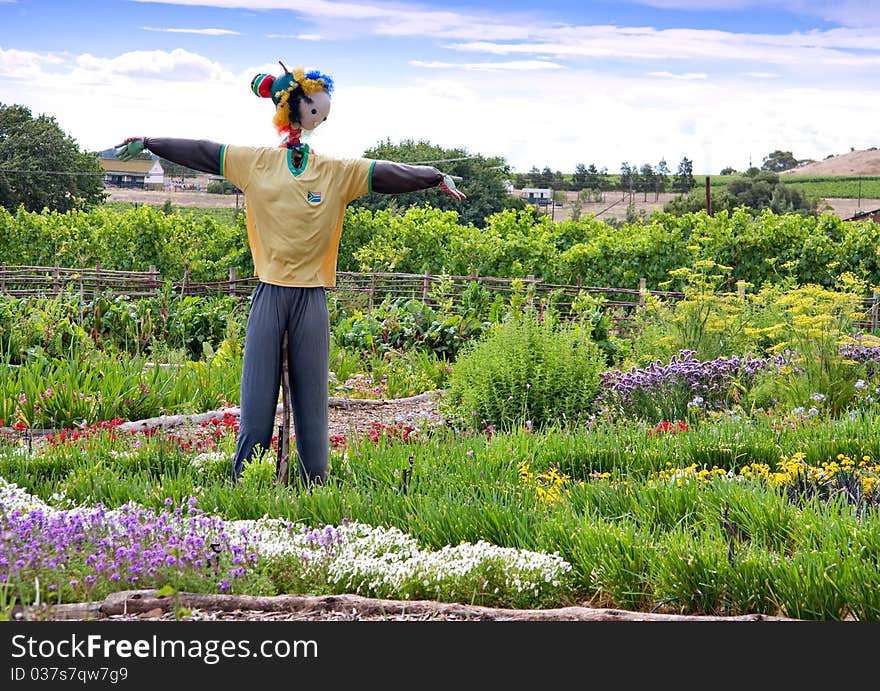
xmin=441 ymin=307 xmax=606 ymax=432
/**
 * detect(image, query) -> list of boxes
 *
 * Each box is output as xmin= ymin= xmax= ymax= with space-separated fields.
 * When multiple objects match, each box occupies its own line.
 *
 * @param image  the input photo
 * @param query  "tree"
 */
xmin=572 ymin=163 xmax=588 ymax=189
xmin=0 ymin=103 xmax=105 ymax=213
xmin=654 ymin=159 xmax=670 ymax=200
xmin=585 ymin=163 xmax=601 ymax=190
xmin=663 ymin=169 xmax=817 ymax=217
xmin=638 ymin=163 xmax=656 ymax=202
xmin=761 ymin=150 xmax=798 ymax=173
xmin=525 ymin=166 xmax=541 ymax=187
xmin=351 ymin=138 xmax=524 ymax=228
xmin=672 ymin=156 xmax=696 ymax=193
xmin=619 ymin=162 xmax=635 ymax=199
xmin=719 ymin=166 xmax=737 ymax=175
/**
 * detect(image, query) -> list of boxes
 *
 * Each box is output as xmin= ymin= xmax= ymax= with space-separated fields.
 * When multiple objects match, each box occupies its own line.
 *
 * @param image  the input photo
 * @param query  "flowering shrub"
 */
xmin=0 ymin=482 xmax=260 ymax=603
xmin=597 ymin=349 xmax=785 ymax=422
xmin=255 ymin=519 xmax=573 ymax=609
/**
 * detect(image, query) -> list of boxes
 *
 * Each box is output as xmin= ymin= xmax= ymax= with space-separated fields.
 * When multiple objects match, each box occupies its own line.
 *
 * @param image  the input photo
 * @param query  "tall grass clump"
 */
xmin=440 ymin=308 xmax=606 ymax=432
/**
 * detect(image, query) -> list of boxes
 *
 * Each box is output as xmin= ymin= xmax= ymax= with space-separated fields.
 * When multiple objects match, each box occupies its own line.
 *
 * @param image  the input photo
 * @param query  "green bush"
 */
xmin=441 ymin=309 xmax=606 ymax=432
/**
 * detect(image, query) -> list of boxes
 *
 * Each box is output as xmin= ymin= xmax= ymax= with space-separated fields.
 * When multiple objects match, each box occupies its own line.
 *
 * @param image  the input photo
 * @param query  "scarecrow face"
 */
xmin=299 ymin=91 xmax=331 ymax=131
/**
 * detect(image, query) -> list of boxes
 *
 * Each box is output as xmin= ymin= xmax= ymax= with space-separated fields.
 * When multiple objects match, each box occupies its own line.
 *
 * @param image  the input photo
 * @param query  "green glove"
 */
xmin=114 ymin=138 xmax=145 ymax=161
xmin=439 ymin=173 xmax=466 ymax=201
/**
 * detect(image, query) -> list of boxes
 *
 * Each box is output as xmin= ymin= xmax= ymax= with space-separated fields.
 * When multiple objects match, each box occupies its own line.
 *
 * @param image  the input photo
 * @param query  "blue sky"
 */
xmin=1 ymin=0 xmax=878 ymax=174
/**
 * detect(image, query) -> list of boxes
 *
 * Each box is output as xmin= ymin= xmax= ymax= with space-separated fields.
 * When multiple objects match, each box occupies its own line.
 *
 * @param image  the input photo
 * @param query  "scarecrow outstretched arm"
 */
xmin=372 ymin=161 xmax=466 ymax=200
xmin=144 ymin=138 xmax=223 ymax=175
xmin=115 ymin=137 xmax=223 ymax=176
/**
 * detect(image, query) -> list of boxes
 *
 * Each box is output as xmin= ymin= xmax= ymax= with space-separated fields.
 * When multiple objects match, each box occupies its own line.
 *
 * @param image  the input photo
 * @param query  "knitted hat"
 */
xmin=250 ymin=62 xmax=334 ymax=145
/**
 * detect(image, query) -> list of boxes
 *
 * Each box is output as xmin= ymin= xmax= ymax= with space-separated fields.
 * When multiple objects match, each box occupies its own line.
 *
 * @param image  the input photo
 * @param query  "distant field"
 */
xmin=706 ymin=175 xmax=880 ymax=199
xmin=779 ymin=176 xmax=880 ymax=199
xmin=546 ymin=174 xmax=880 ymax=200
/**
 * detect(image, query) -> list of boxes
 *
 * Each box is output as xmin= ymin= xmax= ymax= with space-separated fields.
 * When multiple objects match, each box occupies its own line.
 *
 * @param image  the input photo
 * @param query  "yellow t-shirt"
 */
xmin=221 ymin=144 xmax=374 ymax=287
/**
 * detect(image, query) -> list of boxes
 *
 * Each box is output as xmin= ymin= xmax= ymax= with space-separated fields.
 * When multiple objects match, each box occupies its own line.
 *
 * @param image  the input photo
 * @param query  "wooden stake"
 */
xmin=276 ymin=331 xmax=291 ymax=486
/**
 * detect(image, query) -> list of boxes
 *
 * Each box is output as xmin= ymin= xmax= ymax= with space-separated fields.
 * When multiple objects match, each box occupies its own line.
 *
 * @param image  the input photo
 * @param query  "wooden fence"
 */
xmin=0 ymin=263 xmax=681 ymax=308
xmin=1 ymin=263 xmax=879 ymax=332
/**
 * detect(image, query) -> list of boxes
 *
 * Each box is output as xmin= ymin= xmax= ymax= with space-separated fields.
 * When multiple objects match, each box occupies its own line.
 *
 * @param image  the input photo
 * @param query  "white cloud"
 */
xmin=128 ymin=0 xmax=537 ymax=40
xmin=646 ymin=71 xmax=707 ymax=79
xmin=266 ymin=33 xmax=324 ymax=41
xmin=625 ymin=0 xmax=880 ymax=27
xmin=446 ymin=24 xmax=880 ymax=70
xmin=142 ymin=27 xmax=240 ymax=35
xmin=410 ymin=59 xmax=563 ymax=71
xmin=72 ymin=48 xmax=232 ymax=82
xmin=0 ymin=47 xmax=65 ymax=80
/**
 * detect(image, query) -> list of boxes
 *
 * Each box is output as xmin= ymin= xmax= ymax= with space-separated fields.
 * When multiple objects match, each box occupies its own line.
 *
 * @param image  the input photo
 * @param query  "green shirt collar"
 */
xmin=287 ymin=144 xmax=310 ymax=176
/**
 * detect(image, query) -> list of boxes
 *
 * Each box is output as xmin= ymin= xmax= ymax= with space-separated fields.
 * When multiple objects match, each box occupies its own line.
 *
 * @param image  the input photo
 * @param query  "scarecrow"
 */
xmin=116 ymin=62 xmax=465 ymax=486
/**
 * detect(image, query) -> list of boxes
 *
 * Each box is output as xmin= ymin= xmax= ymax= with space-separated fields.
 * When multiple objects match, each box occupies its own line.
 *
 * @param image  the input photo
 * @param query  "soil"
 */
xmin=111 ymin=390 xmax=445 ymax=442
xmin=322 ymin=391 xmax=444 ymax=440
xmin=782 ymin=148 xmax=880 ymax=177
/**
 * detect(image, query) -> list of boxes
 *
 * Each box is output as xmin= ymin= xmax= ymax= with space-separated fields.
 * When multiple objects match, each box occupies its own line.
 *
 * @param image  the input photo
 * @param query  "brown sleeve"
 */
xmin=370 ymin=160 xmax=443 ymax=194
xmin=142 ymin=137 xmax=223 ymax=176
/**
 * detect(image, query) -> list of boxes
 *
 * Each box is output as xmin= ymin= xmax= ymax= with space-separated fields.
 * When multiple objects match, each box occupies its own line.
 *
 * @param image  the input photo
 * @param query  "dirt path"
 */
xmin=112 ymin=391 xmax=445 ymax=443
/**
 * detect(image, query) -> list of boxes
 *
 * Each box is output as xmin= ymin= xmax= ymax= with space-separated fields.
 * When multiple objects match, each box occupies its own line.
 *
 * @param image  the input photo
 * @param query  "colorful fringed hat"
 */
xmin=251 ymin=61 xmax=334 ymax=147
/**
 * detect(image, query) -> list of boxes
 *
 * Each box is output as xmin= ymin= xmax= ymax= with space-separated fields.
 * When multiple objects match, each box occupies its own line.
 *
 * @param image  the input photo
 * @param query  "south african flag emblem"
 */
xmin=307 ymin=191 xmax=322 ymax=204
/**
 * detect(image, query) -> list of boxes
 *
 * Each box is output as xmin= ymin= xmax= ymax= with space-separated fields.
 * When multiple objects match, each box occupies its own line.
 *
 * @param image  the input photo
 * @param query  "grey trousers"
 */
xmin=231 ymin=282 xmax=330 ymax=485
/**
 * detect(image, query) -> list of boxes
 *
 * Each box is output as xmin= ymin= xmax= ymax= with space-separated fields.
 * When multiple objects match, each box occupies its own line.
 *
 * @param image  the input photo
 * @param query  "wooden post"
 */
xmin=148 ymin=265 xmax=158 ymax=296
xmin=705 ymin=176 xmax=712 ymax=217
xmin=1 ymin=262 xmax=5 ymax=295
xmin=639 ymin=277 xmax=647 ymax=308
xmin=53 ymin=264 xmax=60 ymax=296
xmin=737 ymin=280 xmax=746 ymax=297
xmin=181 ymin=264 xmax=190 ymax=295
xmin=276 ymin=331 xmax=292 ymax=487
xmin=422 ymin=269 xmax=431 ymax=301
xmin=228 ymin=267 xmax=237 ymax=297
xmin=872 ymin=291 xmax=880 ymax=333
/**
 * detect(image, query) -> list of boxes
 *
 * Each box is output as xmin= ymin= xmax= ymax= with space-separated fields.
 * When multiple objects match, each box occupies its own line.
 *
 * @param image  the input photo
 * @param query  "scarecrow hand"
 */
xmin=439 ymin=174 xmax=466 ymax=201
xmin=114 ymin=137 xmax=145 ymax=161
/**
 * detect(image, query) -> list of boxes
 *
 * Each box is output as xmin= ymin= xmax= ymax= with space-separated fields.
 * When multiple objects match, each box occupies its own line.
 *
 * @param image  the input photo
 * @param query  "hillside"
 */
xmin=783 ymin=148 xmax=880 ymax=176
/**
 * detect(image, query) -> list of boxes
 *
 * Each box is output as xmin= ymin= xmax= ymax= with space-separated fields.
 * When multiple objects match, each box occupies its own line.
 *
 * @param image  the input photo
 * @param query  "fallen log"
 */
xmin=41 ymin=589 xmax=796 ymax=622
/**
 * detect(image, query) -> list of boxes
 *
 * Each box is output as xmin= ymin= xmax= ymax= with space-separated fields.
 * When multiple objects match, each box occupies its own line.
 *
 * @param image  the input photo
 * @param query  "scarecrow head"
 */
xmin=251 ymin=61 xmax=334 ymax=147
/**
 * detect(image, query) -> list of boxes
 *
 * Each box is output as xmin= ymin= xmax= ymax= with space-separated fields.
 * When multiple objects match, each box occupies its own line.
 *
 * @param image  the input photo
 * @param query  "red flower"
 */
xmin=649 ymin=420 xmax=690 ymax=436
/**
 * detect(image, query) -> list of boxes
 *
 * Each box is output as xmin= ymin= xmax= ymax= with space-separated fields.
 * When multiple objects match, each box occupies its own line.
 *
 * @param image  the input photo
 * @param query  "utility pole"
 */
xmin=705 ymin=176 xmax=712 ymax=216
